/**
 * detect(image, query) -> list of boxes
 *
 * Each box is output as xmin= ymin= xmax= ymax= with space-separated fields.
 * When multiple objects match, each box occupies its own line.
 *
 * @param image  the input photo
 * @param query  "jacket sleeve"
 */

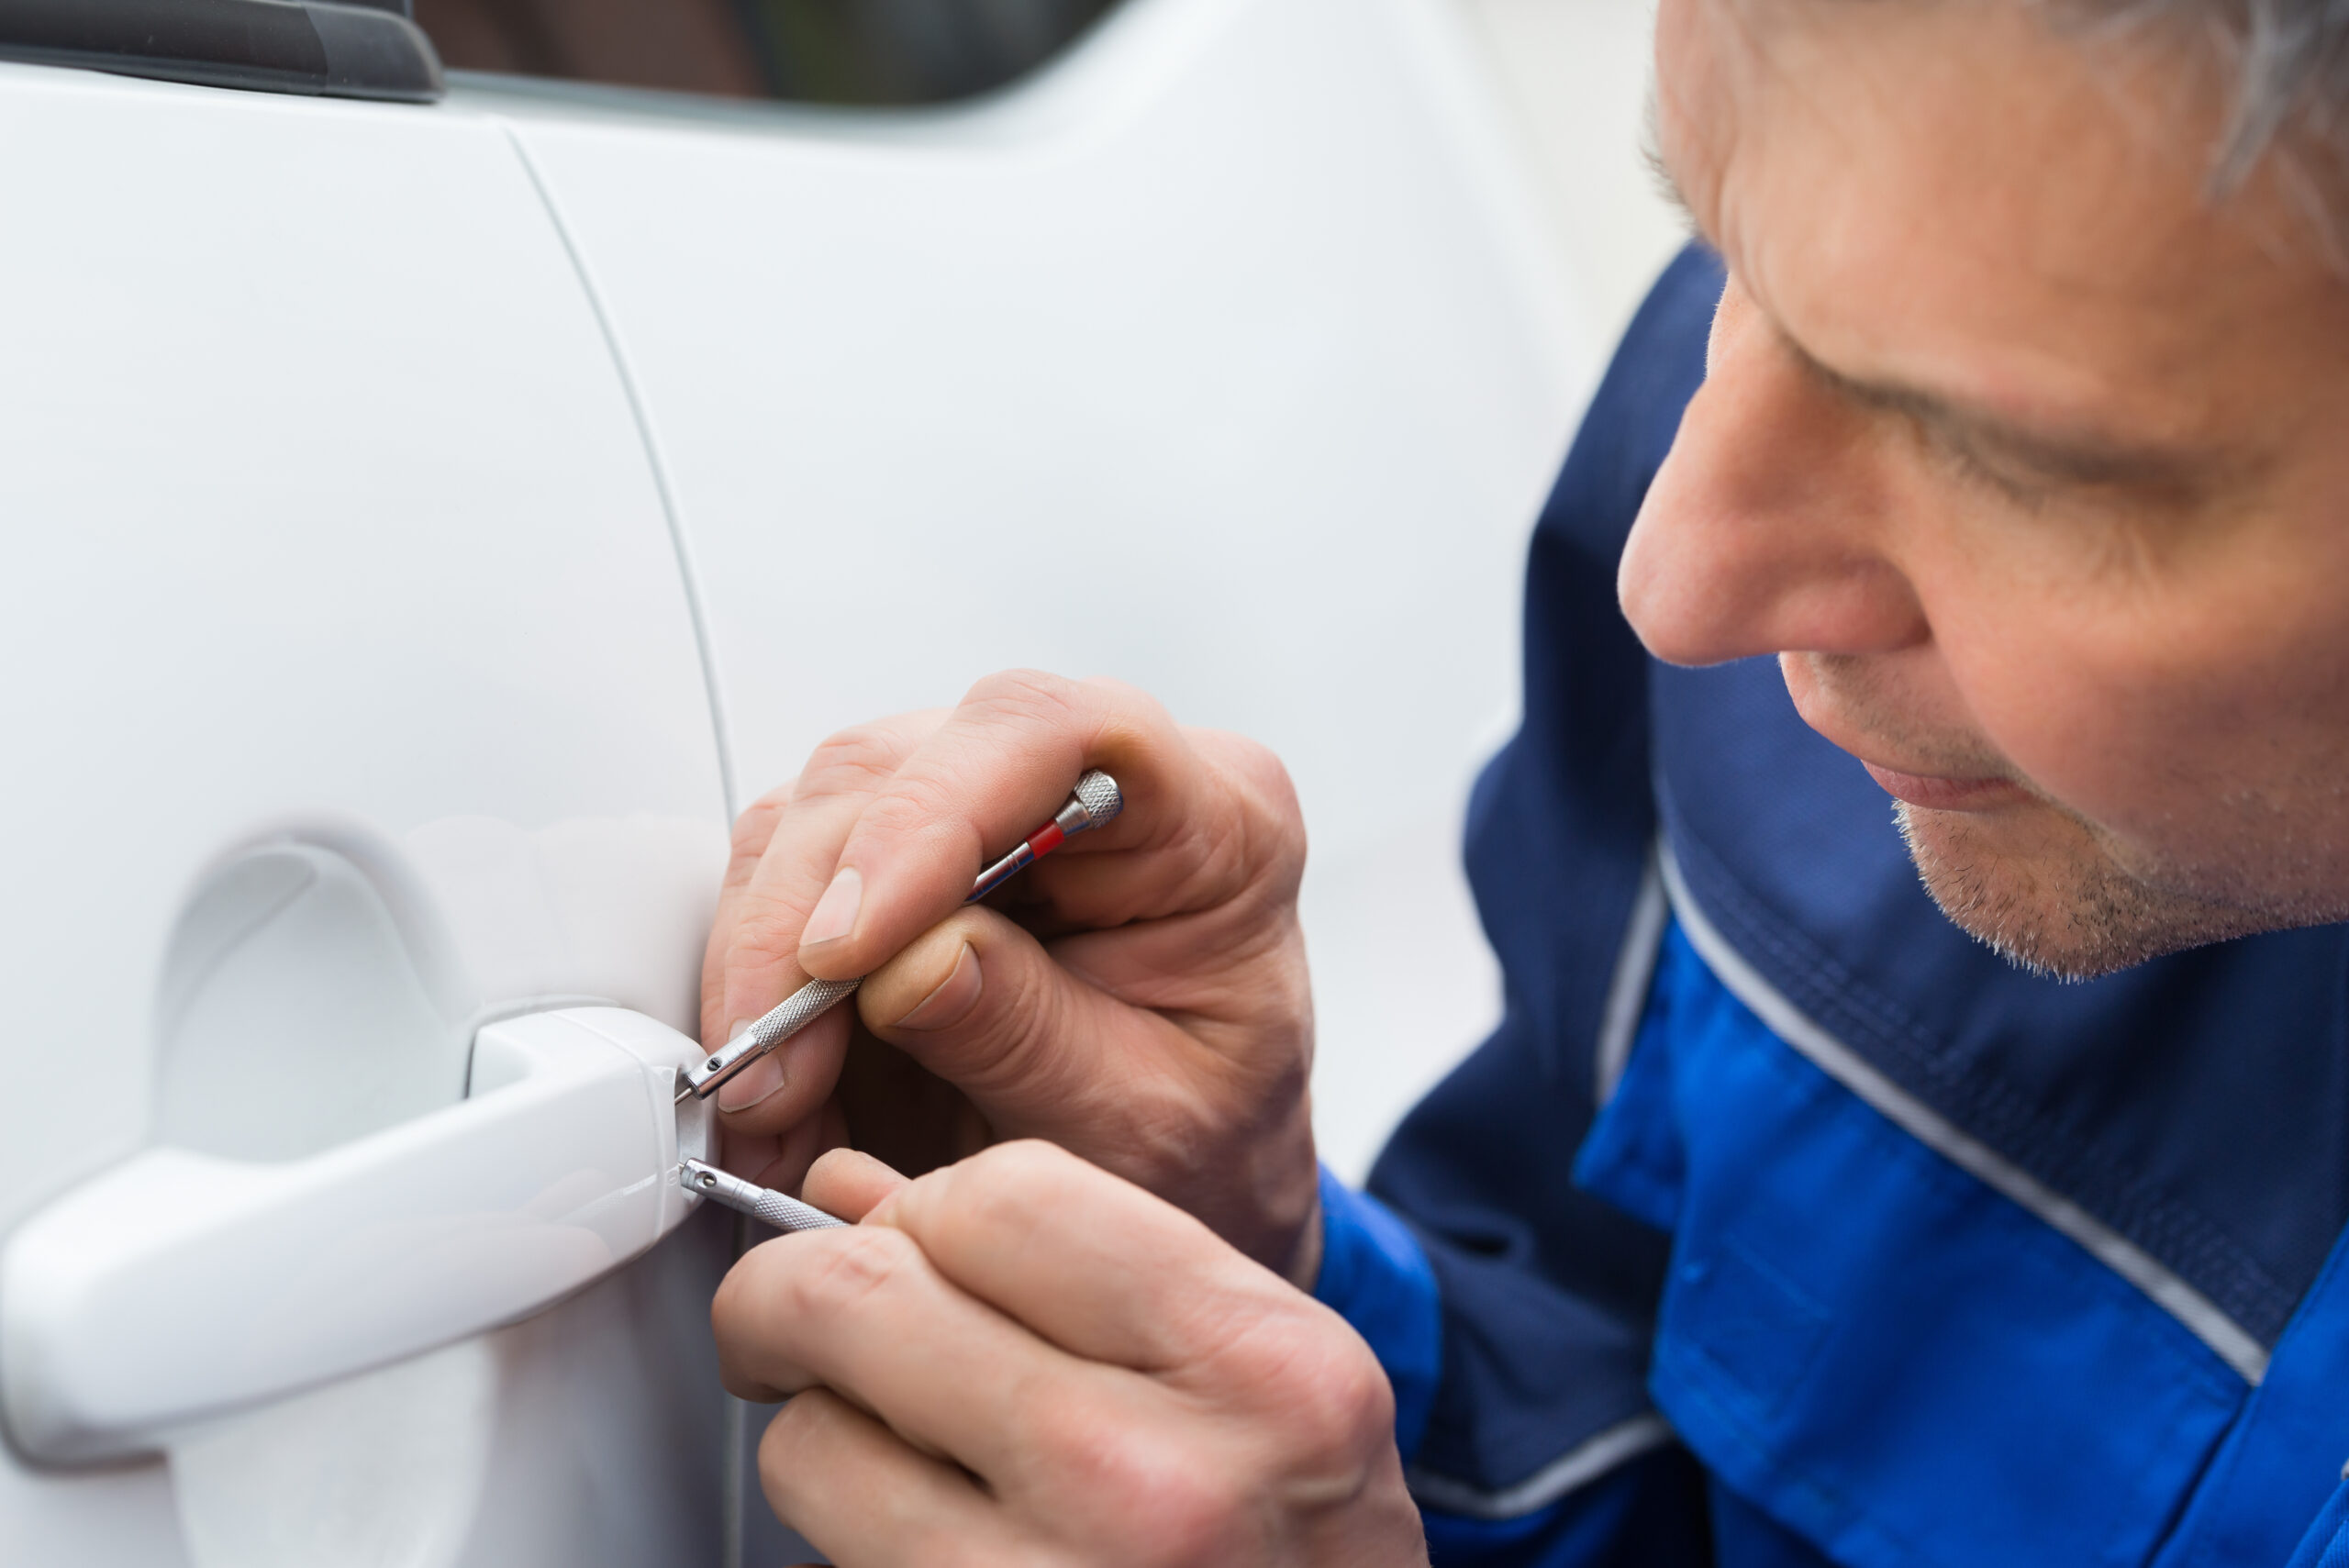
xmin=1313 ymin=1170 xmax=1711 ymax=1566
xmin=1315 ymin=244 xmax=1727 ymax=1562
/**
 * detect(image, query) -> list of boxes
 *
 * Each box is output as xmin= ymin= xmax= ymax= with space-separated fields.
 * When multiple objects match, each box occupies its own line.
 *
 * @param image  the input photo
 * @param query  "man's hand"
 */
xmin=714 ymin=1142 xmax=1427 ymax=1568
xmin=700 ymin=671 xmax=1319 ymax=1281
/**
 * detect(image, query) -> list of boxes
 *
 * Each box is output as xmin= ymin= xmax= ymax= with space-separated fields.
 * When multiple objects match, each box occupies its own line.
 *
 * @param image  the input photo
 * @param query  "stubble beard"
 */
xmin=1792 ymin=653 xmax=2349 ymax=980
xmin=1894 ymin=797 xmax=2297 ymax=982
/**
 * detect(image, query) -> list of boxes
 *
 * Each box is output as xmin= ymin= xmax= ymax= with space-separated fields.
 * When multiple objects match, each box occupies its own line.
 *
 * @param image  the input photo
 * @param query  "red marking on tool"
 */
xmin=1026 ymin=822 xmax=1066 ymax=859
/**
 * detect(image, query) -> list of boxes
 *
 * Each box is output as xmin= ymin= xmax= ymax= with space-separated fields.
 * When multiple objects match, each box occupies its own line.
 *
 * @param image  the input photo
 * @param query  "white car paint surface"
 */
xmin=0 ymin=61 xmax=729 ymax=1568
xmin=0 ymin=0 xmax=1620 ymax=1560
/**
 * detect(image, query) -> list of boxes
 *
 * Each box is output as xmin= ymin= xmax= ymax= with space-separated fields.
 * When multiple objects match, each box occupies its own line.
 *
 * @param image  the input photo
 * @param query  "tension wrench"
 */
xmin=679 ymin=1158 xmax=845 ymax=1232
xmin=677 ymin=769 xmax=1124 ymax=1105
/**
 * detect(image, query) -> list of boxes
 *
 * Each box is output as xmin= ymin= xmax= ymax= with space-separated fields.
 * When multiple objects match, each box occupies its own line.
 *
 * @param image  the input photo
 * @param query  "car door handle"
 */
xmin=1 ymin=1007 xmax=714 ymax=1463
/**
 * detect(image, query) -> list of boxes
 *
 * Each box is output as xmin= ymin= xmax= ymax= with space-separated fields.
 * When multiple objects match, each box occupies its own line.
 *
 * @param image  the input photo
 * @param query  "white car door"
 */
xmin=0 ymin=47 xmax=735 ymax=1568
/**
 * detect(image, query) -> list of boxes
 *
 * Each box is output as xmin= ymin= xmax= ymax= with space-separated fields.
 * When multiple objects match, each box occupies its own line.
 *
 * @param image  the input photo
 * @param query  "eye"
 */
xmin=1924 ymin=426 xmax=2055 ymax=514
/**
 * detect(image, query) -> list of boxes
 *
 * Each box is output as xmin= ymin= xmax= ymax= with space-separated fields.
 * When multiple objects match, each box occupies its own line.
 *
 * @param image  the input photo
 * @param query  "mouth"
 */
xmin=1777 ymin=655 xmax=2036 ymax=815
xmin=1859 ymin=761 xmax=2033 ymax=812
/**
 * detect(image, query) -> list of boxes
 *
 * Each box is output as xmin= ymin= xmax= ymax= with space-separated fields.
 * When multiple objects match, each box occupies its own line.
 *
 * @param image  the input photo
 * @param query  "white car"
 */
xmin=0 ymin=0 xmax=1589 ymax=1561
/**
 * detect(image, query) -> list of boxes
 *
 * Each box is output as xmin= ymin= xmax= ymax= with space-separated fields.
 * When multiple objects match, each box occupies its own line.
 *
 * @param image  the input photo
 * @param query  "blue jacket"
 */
xmin=1311 ymin=245 xmax=2349 ymax=1567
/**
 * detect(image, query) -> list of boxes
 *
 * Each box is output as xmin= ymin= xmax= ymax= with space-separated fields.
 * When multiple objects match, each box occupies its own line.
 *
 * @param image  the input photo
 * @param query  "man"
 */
xmin=696 ymin=0 xmax=2349 ymax=1562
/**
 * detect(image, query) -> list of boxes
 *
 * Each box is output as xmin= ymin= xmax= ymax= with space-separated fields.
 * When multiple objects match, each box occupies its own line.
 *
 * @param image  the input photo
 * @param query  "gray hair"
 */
xmin=2059 ymin=0 xmax=2349 ymax=192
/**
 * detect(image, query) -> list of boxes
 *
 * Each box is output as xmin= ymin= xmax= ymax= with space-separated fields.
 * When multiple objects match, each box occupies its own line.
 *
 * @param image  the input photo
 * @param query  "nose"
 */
xmin=1619 ymin=275 xmax=1928 ymax=667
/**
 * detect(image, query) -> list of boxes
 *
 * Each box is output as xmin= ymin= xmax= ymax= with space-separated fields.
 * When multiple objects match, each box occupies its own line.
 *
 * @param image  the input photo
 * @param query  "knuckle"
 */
xmin=1152 ymin=730 xmax=1307 ymax=905
xmin=892 ymin=921 xmax=1074 ymax=1073
xmin=799 ymin=722 xmax=915 ymax=796
xmin=1300 ymin=1353 xmax=1394 ymax=1461
xmin=1030 ymin=1412 xmax=1243 ymax=1567
xmin=1075 ymin=673 xmax=1152 ymax=706
xmin=894 ymin=1142 xmax=1083 ymax=1266
xmin=720 ymin=785 xmax=797 ymax=895
xmin=1247 ymin=1314 xmax=1394 ymax=1462
xmin=961 ymin=1139 xmax=1088 ymax=1208
xmin=1221 ymin=740 xmax=1308 ymax=866
xmin=1219 ymin=731 xmax=1300 ymax=805
xmin=1074 ymin=673 xmax=1175 ymax=735
xmin=728 ymin=788 xmax=790 ymax=861
xmin=964 ymin=962 xmax=1056 ymax=1062
xmin=786 ymin=1228 xmax=924 ymax=1320
xmin=853 ymin=766 xmax=963 ymax=846
xmin=1108 ymin=1449 xmax=1249 ymax=1566
xmin=961 ymin=667 xmax=1080 ymax=727
xmin=725 ymin=897 xmax=805 ymax=972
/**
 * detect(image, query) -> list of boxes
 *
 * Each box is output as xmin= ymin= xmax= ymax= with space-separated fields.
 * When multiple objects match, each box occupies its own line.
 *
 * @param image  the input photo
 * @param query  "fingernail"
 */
xmin=894 ymin=942 xmax=983 ymax=1030
xmin=728 ymin=1018 xmax=753 ymax=1041
xmin=801 ymin=867 xmax=863 ymax=950
xmin=717 ymin=1051 xmax=785 ymax=1112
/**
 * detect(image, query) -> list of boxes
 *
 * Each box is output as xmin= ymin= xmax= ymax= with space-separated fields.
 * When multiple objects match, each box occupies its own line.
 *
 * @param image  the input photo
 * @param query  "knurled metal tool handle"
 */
xmin=681 ymin=1159 xmax=846 ymax=1233
xmin=679 ymin=975 xmax=863 ymax=1103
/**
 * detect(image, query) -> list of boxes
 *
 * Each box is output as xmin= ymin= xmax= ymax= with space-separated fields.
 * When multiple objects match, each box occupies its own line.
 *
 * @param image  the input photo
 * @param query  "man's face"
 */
xmin=1621 ymin=0 xmax=2349 ymax=978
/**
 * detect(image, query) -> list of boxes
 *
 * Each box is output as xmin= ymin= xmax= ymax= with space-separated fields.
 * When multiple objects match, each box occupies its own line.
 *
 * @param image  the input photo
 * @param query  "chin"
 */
xmin=1892 ymin=800 xmax=2284 ymax=982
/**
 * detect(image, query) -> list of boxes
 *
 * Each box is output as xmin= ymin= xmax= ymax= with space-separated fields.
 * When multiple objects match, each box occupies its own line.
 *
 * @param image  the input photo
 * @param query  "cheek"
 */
xmin=1943 ymin=630 xmax=2143 ymax=816
xmin=1934 ymin=580 xmax=2339 ymax=851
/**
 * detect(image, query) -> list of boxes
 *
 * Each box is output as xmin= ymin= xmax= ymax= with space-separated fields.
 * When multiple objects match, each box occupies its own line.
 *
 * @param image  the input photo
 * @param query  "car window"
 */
xmin=414 ymin=0 xmax=1120 ymax=104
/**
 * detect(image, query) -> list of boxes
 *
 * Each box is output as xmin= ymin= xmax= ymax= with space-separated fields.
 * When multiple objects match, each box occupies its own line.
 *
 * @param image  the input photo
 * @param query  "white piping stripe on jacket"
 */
xmin=1594 ymin=851 xmax=1670 ymax=1106
xmin=1660 ymin=844 xmax=2271 ymax=1385
xmin=1399 ymin=869 xmax=1678 ymax=1520
xmin=1408 ymin=1415 xmax=1676 ymax=1520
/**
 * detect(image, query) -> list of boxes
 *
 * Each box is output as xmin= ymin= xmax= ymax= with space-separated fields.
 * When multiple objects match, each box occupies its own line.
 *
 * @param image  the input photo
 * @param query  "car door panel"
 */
xmin=0 ymin=61 xmax=729 ymax=1566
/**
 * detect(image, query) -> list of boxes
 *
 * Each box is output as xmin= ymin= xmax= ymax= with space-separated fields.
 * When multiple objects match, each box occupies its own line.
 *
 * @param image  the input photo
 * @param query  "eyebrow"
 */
xmin=1782 ymin=335 xmax=2220 ymax=495
xmin=1645 ymin=103 xmax=2230 ymax=499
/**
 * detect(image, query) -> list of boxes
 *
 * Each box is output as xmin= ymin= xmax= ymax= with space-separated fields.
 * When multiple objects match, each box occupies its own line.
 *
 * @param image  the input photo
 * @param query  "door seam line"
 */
xmin=500 ymin=119 xmax=740 ymax=825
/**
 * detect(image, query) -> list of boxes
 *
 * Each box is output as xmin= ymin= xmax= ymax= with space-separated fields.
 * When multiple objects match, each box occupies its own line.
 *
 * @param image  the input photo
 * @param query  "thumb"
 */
xmin=802 ymin=1147 xmax=909 ymax=1222
xmin=853 ymin=906 xmax=1186 ymax=1145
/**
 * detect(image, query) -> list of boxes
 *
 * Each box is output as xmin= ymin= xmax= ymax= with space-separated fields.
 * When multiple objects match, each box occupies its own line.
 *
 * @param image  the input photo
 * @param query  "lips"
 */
xmin=1860 ymin=761 xmax=2032 ymax=812
xmin=1777 ymin=656 xmax=2034 ymax=815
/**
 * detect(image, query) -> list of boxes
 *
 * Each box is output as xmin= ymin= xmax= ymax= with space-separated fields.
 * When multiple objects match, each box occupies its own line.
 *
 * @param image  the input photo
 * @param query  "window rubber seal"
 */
xmin=0 ymin=0 xmax=443 ymax=104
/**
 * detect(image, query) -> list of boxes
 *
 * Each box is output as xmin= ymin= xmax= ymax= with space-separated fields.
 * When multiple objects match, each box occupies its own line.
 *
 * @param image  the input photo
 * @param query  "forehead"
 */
xmin=1653 ymin=0 xmax=2345 ymax=439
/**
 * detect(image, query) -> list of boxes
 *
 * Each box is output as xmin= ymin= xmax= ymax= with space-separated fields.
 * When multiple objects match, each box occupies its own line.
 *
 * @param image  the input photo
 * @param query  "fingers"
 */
xmin=718 ymin=1143 xmax=1420 ymax=1568
xmin=707 ymin=678 xmax=1307 ymax=1148
xmin=802 ymin=1147 xmax=908 ymax=1221
xmin=708 ymin=1006 xmax=852 ymax=1130
xmin=791 ymin=673 xmax=1261 ymax=983
xmin=852 ymin=903 xmax=1319 ymax=1271
xmin=757 ymin=1391 xmax=1012 ymax=1568
xmin=707 ymin=712 xmax=941 ymax=1135
xmin=880 ymin=1141 xmax=1290 ymax=1373
xmin=699 ymin=778 xmax=791 ymax=1053
xmin=852 ymin=905 xmax=1187 ymax=1121
xmin=719 ymin=1096 xmax=845 ymax=1195
xmin=713 ymin=1207 xmax=1131 ymax=1478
